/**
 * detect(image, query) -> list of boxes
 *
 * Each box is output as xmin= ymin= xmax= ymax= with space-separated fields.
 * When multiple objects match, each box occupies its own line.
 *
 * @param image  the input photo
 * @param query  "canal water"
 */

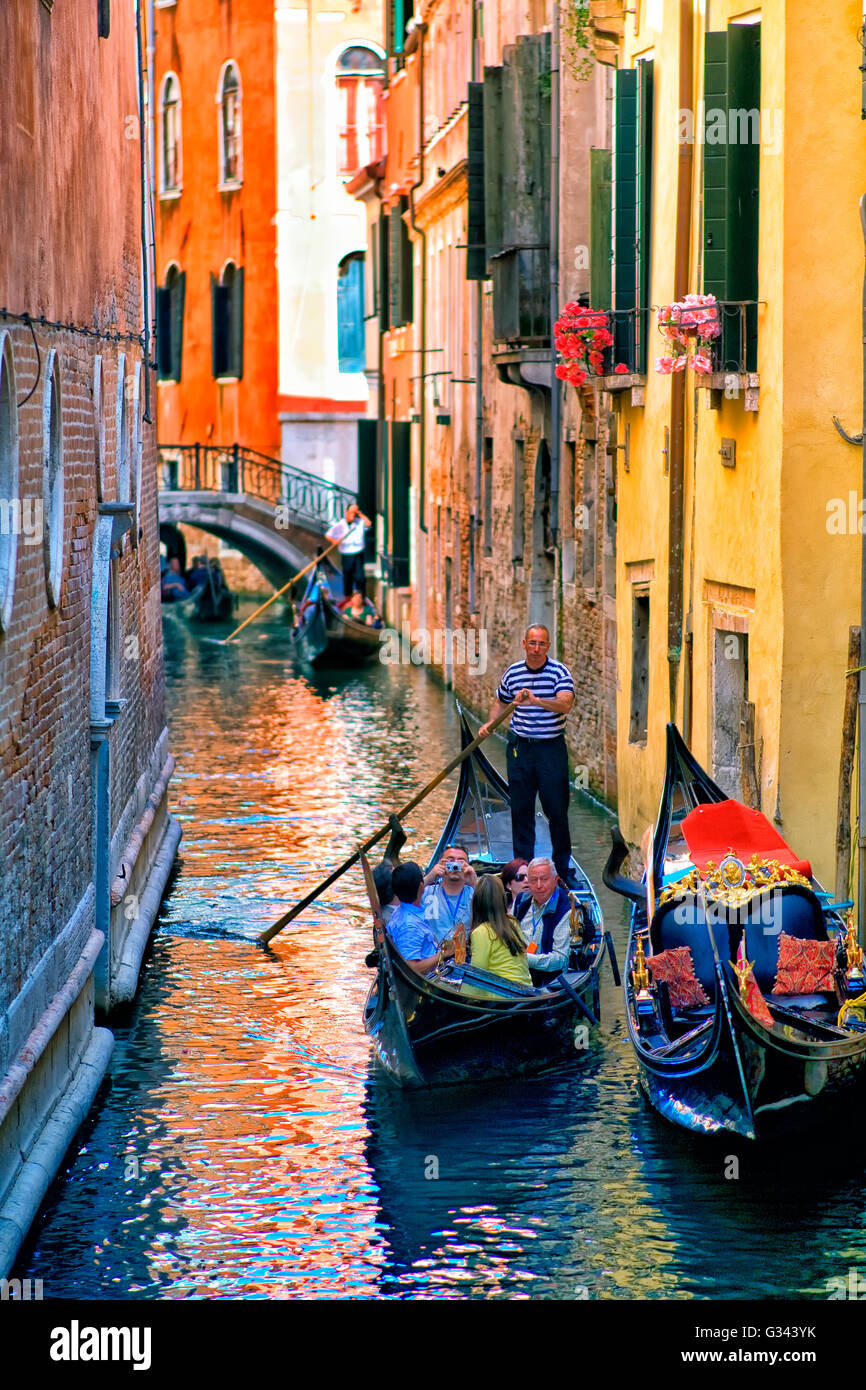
xmin=15 ymin=608 xmax=866 ymax=1299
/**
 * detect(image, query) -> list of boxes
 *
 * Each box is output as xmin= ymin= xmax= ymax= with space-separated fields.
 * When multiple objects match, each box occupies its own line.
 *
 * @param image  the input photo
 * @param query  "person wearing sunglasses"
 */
xmin=500 ymin=858 xmax=529 ymax=911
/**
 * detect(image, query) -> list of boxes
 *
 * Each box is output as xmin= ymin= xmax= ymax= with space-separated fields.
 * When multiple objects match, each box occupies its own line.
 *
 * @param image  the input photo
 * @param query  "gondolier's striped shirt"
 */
xmin=496 ymin=658 xmax=574 ymax=738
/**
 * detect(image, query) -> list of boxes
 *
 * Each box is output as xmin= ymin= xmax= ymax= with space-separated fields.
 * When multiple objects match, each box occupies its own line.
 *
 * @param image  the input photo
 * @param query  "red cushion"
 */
xmin=682 ymin=800 xmax=812 ymax=880
xmin=771 ymin=933 xmax=835 ymax=995
xmin=648 ymin=946 xmax=711 ymax=1009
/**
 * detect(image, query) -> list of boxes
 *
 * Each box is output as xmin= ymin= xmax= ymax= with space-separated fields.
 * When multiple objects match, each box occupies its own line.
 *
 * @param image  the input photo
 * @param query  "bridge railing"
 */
xmin=157 ymin=444 xmax=356 ymax=531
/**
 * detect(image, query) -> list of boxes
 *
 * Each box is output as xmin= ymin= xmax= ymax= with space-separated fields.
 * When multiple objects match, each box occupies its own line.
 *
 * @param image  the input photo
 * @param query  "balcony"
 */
xmin=693 ymin=300 xmax=760 ymax=412
xmin=380 ymin=551 xmax=410 ymax=588
xmin=586 ymin=308 xmax=650 ymax=404
xmin=491 ymin=247 xmax=550 ymax=347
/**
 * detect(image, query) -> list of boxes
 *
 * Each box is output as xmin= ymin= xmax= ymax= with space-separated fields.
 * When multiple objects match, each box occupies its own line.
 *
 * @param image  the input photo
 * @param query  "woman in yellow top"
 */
xmin=465 ymin=874 xmax=533 ymax=997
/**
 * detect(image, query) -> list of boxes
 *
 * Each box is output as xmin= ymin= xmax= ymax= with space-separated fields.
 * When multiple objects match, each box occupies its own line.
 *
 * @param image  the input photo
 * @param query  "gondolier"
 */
xmin=326 ymin=502 xmax=371 ymax=598
xmin=479 ymin=624 xmax=575 ymax=885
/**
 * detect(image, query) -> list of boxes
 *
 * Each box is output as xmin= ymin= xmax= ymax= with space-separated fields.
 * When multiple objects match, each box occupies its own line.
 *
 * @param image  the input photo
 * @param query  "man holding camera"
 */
xmin=421 ymin=843 xmax=477 ymax=943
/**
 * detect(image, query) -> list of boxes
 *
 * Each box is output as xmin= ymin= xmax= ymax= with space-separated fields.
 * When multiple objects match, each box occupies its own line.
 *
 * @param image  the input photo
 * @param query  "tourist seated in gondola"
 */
xmin=388 ymin=862 xmax=455 ymax=975
xmin=372 ymin=861 xmax=398 ymax=926
xmin=338 ymin=589 xmax=383 ymax=628
xmin=161 ymin=557 xmax=189 ymax=602
xmin=186 ymin=555 xmax=210 ymax=590
xmin=421 ymin=844 xmax=477 ymax=944
xmin=463 ymin=874 xmax=533 ymax=998
xmin=500 ymin=858 xmax=529 ymax=911
xmin=513 ymin=856 xmax=572 ymax=976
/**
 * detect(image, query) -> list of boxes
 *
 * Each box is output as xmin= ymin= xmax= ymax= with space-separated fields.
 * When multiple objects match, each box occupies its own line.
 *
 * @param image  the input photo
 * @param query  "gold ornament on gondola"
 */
xmin=656 ymin=849 xmax=812 ymax=912
xmin=568 ymin=892 xmax=584 ymax=944
xmin=632 ymin=933 xmax=652 ymax=999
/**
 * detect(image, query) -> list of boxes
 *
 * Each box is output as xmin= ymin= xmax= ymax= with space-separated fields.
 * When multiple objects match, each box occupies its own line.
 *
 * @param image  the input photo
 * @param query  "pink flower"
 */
xmin=655 ymin=356 xmax=674 ymax=375
xmin=671 ymin=353 xmax=687 ymax=371
xmin=613 ymin=362 xmax=630 ymax=375
xmin=692 ymin=352 xmax=713 ymax=374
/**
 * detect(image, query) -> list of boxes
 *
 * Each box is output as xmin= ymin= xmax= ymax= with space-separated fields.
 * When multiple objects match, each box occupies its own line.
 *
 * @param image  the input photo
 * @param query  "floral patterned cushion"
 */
xmin=648 ymin=946 xmax=711 ymax=1009
xmin=772 ymin=933 xmax=835 ymax=995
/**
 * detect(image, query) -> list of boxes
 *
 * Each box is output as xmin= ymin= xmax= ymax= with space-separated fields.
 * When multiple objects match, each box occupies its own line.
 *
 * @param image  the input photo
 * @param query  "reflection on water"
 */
xmin=15 ymin=607 xmax=866 ymax=1298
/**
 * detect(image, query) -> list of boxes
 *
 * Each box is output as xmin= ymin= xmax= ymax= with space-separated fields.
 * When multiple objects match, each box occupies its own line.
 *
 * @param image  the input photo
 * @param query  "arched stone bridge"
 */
xmin=157 ymin=444 xmax=356 ymax=589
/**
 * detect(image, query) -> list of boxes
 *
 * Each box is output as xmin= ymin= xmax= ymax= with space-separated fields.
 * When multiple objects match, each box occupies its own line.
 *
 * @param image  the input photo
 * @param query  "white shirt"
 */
xmin=326 ymin=517 xmax=367 ymax=554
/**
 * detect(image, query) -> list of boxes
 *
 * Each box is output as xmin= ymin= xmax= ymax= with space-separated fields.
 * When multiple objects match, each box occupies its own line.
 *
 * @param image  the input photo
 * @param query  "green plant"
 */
xmin=562 ymin=0 xmax=594 ymax=84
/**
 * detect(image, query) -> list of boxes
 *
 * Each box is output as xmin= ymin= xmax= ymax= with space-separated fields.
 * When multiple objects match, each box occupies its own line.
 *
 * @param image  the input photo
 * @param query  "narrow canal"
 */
xmin=16 ymin=610 xmax=866 ymax=1299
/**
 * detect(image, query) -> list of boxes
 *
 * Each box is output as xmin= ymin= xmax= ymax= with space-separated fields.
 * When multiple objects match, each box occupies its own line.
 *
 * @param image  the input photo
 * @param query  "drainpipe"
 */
xmin=667 ymin=0 xmax=693 ymax=722
xmin=473 ymin=0 xmax=483 ymax=561
xmin=134 ymin=0 xmax=152 ymax=425
xmin=549 ymin=0 xmax=561 ymax=549
xmin=407 ymin=22 xmax=428 ymax=534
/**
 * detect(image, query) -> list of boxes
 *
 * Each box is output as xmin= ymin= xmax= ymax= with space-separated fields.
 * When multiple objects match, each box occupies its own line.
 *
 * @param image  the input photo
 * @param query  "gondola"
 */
xmin=362 ymin=707 xmax=611 ymax=1088
xmin=603 ymin=722 xmax=866 ymax=1139
xmin=161 ymin=574 xmax=235 ymax=622
xmin=290 ymin=564 xmax=381 ymax=667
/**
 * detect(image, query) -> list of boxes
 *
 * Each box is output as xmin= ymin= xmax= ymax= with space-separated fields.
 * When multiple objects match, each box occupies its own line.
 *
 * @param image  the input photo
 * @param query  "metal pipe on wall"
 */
xmin=549 ymin=0 xmax=561 ymax=553
xmin=667 ymin=0 xmax=694 ymax=722
xmin=408 ymin=23 xmax=428 ymax=534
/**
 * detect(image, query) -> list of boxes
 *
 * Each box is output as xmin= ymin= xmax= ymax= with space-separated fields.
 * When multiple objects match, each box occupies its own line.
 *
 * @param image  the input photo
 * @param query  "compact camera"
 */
xmin=445 ymin=859 xmax=462 ymax=874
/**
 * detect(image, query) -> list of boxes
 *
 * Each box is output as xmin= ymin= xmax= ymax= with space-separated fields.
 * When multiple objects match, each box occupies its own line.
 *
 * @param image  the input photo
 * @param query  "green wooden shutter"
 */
xmin=400 ymin=199 xmax=413 ymax=324
xmin=171 ymin=270 xmax=185 ymax=382
xmin=703 ymin=26 xmax=760 ymax=372
xmin=613 ymin=68 xmax=637 ymax=365
xmin=97 ymin=0 xmax=110 ymax=39
xmin=482 ymin=64 xmax=504 ymax=269
xmin=467 ymin=82 xmax=486 ymax=280
xmin=389 ymin=203 xmax=403 ymax=328
xmin=210 ymin=272 xmax=221 ymax=377
xmin=590 ymin=148 xmax=612 ymax=311
xmin=635 ymin=59 xmax=653 ymax=372
xmin=378 ymin=214 xmax=390 ymax=331
xmin=728 ymin=23 xmax=760 ymax=372
xmin=230 ymin=266 xmax=244 ymax=379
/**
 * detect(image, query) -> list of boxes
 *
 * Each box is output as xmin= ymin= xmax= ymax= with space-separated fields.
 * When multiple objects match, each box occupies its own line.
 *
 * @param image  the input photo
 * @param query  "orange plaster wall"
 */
xmin=155 ymin=1 xmax=279 ymax=458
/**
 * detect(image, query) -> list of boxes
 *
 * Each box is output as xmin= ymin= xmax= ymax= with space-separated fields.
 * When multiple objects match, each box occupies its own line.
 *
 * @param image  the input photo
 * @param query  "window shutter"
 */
xmin=400 ymin=199 xmax=413 ymax=324
xmin=211 ymin=273 xmax=229 ymax=378
xmin=171 ymin=271 xmax=185 ymax=382
xmin=482 ymin=64 xmax=504 ymax=269
xmin=389 ymin=203 xmax=403 ymax=328
xmin=589 ymin=148 xmax=612 ymax=310
xmin=703 ymin=26 xmax=760 ymax=372
xmin=370 ymin=220 xmax=379 ymax=317
xmin=378 ymin=214 xmax=390 ymax=331
xmin=466 ymin=82 xmax=486 ymax=280
xmin=97 ymin=0 xmax=110 ymax=39
xmin=635 ymin=58 xmax=653 ymax=373
xmin=613 ymin=68 xmax=637 ymax=366
xmin=230 ymin=266 xmax=244 ymax=379
xmin=156 ymin=287 xmax=171 ymax=380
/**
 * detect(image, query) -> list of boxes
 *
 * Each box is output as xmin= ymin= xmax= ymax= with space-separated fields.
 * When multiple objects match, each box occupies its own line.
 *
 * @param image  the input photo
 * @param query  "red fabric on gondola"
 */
xmin=647 ymin=947 xmax=710 ymax=1009
xmin=771 ymin=933 xmax=835 ymax=995
xmin=681 ymin=800 xmax=812 ymax=880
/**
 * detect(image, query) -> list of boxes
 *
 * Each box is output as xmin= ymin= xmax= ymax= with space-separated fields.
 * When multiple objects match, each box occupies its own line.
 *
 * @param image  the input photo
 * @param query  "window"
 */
xmin=115 ymin=353 xmax=130 ymax=504
xmin=512 ymin=438 xmax=525 ymax=563
xmin=336 ymin=46 xmax=384 ymax=177
xmin=159 ymin=73 xmax=182 ymax=195
xmin=156 ymin=264 xmax=186 ymax=381
xmin=629 ymin=591 xmax=650 ymax=744
xmin=482 ymin=436 xmax=493 ymax=556
xmin=42 ymin=352 xmax=64 ymax=608
xmin=388 ymin=197 xmax=413 ymax=329
xmin=218 ymin=62 xmax=242 ymax=187
xmin=211 ymin=262 xmax=244 ymax=379
xmin=613 ymin=60 xmax=653 ymax=371
xmin=0 ymin=333 xmax=19 ymax=633
xmin=337 ymin=252 xmax=366 ymax=374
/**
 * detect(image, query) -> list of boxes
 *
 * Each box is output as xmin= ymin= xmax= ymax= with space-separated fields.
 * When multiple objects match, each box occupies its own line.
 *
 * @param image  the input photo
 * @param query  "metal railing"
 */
xmin=606 ymin=307 xmax=651 ymax=377
xmin=379 ymin=551 xmax=410 ymax=587
xmin=157 ymin=443 xmax=356 ymax=531
xmin=707 ymin=300 xmax=759 ymax=376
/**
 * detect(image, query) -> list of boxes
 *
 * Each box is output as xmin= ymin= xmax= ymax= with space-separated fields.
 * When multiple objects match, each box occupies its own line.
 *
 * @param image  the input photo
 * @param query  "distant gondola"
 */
xmin=363 ymin=708 xmax=610 ymax=1088
xmin=603 ymin=723 xmax=866 ymax=1139
xmin=161 ymin=577 xmax=234 ymax=622
xmin=290 ymin=563 xmax=381 ymax=667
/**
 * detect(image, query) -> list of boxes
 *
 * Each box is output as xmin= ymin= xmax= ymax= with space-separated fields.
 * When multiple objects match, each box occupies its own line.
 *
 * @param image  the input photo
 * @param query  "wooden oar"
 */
xmin=258 ymin=702 xmax=515 ymax=944
xmin=210 ymin=537 xmax=342 ymax=645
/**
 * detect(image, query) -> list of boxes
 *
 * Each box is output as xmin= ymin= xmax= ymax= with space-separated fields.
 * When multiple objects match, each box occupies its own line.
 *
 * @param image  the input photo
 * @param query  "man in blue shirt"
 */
xmin=420 ymin=843 xmax=477 ymax=943
xmin=479 ymin=624 xmax=575 ymax=884
xmin=388 ymin=862 xmax=454 ymax=975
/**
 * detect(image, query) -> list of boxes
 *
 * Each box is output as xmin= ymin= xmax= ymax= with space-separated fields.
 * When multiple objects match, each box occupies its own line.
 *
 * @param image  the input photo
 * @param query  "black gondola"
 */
xmin=290 ymin=564 xmax=381 ymax=667
xmin=161 ymin=577 xmax=234 ymax=622
xmin=603 ymin=723 xmax=866 ymax=1139
xmin=363 ymin=708 xmax=609 ymax=1088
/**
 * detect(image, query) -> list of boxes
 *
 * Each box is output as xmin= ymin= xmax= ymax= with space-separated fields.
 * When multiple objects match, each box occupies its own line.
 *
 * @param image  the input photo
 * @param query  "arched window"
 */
xmin=211 ymin=261 xmax=244 ymax=379
xmin=159 ymin=72 xmax=182 ymax=194
xmin=336 ymin=46 xmax=384 ymax=176
xmin=156 ymin=263 xmax=186 ymax=381
xmin=0 ymin=333 xmax=19 ymax=633
xmin=42 ymin=352 xmax=64 ymax=609
xmin=217 ymin=62 xmax=242 ymax=187
xmin=337 ymin=252 xmax=366 ymax=374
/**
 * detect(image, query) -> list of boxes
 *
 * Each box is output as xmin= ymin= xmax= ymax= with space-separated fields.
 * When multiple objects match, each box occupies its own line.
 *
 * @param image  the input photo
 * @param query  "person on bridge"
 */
xmin=479 ymin=624 xmax=576 ymax=887
xmin=326 ymin=502 xmax=371 ymax=598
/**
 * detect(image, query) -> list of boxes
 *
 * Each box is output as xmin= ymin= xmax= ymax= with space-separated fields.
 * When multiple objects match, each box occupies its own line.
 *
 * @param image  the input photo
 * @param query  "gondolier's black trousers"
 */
xmin=507 ymin=733 xmax=572 ymax=879
xmin=341 ymin=550 xmax=366 ymax=598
